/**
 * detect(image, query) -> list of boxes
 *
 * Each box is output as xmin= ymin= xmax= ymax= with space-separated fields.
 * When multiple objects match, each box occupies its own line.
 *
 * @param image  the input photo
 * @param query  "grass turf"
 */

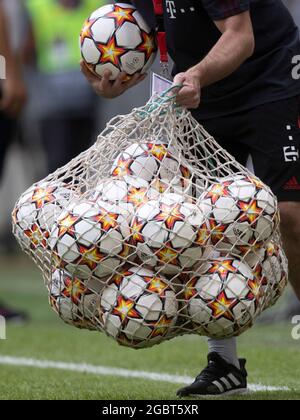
xmin=0 ymin=256 xmax=299 ymax=400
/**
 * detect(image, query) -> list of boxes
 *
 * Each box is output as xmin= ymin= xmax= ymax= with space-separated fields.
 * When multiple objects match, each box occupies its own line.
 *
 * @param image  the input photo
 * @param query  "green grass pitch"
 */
xmin=0 ymin=256 xmax=299 ymax=400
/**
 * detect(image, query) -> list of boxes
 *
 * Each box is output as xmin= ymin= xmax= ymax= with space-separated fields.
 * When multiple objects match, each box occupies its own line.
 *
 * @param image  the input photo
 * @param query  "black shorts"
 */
xmin=201 ymin=96 xmax=300 ymax=202
xmin=0 ymin=111 xmax=15 ymax=179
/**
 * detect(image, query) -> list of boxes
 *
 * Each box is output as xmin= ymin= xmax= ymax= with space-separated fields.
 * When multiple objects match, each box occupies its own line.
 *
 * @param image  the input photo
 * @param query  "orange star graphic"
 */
xmin=151 ymin=315 xmax=173 ymax=337
xmin=247 ymin=278 xmax=262 ymax=300
xmin=93 ymin=209 xmax=118 ymax=232
xmin=80 ymin=18 xmax=96 ymax=46
xmin=97 ymin=37 xmax=126 ymax=66
xmin=238 ymin=200 xmax=263 ymax=224
xmin=112 ymin=295 xmax=140 ymax=322
xmin=57 ymin=213 xmax=78 ymax=238
xmin=24 ymin=224 xmax=47 ymax=249
xmin=208 ymin=219 xmax=227 ymax=245
xmin=62 ymin=276 xmax=88 ymax=304
xmin=250 ymin=177 xmax=264 ymax=190
xmin=138 ymin=31 xmax=157 ymax=60
xmin=130 ymin=218 xmax=145 ymax=244
xmin=127 ymin=187 xmax=148 ymax=207
xmin=106 ymin=5 xmax=136 ymax=25
xmin=157 ymin=245 xmax=179 ymax=266
xmin=151 ymin=178 xmax=168 ymax=194
xmin=146 ymin=276 xmax=168 ymax=295
xmin=208 ymin=291 xmax=235 ymax=320
xmin=32 ymin=186 xmax=56 ymax=209
xmin=205 ymin=182 xmax=230 ymax=204
xmin=112 ymin=157 xmax=134 ymax=177
xmin=195 ymin=222 xmax=210 ymax=246
xmin=78 ymin=245 xmax=104 ymax=271
xmin=155 ymin=203 xmax=183 ymax=230
xmin=180 ymin=165 xmax=191 ymax=180
xmin=208 ymin=259 xmax=236 ymax=281
xmin=147 ymin=143 xmax=168 ymax=161
xmin=184 ymin=278 xmax=198 ymax=301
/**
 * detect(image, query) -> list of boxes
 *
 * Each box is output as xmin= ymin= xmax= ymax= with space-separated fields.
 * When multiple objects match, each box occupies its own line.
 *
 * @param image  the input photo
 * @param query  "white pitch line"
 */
xmin=0 ymin=355 xmax=289 ymax=393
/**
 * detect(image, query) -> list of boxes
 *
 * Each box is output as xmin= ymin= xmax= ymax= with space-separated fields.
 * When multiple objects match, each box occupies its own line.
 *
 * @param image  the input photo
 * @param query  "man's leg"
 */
xmin=279 ymin=202 xmax=300 ymax=300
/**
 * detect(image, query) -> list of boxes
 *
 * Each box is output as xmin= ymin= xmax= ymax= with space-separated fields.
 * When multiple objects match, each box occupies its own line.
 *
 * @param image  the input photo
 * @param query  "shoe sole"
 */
xmin=182 ymin=388 xmax=249 ymax=399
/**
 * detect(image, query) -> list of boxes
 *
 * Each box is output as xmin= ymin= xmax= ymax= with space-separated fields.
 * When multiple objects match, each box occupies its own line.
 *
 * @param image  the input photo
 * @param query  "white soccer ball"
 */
xmin=111 ymin=142 xmax=192 ymax=193
xmin=80 ymin=3 xmax=157 ymax=80
xmin=12 ymin=181 xmax=76 ymax=252
xmin=198 ymin=175 xmax=279 ymax=254
xmin=131 ymin=193 xmax=212 ymax=274
xmin=49 ymin=269 xmax=105 ymax=330
xmin=49 ymin=199 xmax=131 ymax=280
xmin=184 ymin=258 xmax=263 ymax=338
xmin=99 ymin=265 xmax=178 ymax=348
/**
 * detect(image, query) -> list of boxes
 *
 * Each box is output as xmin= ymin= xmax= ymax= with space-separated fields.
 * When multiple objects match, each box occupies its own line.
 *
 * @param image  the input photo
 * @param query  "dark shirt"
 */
xmin=132 ymin=0 xmax=300 ymax=120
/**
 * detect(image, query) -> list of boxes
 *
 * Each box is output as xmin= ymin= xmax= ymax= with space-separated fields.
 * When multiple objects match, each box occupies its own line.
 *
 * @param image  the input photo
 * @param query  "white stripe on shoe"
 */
xmin=228 ymin=373 xmax=241 ymax=386
xmin=212 ymin=380 xmax=225 ymax=393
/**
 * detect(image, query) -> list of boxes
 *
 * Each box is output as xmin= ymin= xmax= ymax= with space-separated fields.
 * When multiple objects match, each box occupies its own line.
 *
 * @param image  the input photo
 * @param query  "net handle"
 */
xmin=140 ymin=84 xmax=183 ymax=117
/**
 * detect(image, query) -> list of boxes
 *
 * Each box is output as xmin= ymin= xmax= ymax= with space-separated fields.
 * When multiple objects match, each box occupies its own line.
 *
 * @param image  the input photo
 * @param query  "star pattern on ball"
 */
xmin=32 ymin=186 xmax=56 ymax=209
xmin=184 ymin=278 xmax=198 ymax=300
xmin=127 ymin=187 xmax=148 ymax=207
xmin=130 ymin=218 xmax=145 ymax=244
xmin=97 ymin=37 xmax=126 ymax=66
xmin=155 ymin=203 xmax=183 ymax=230
xmin=195 ymin=222 xmax=210 ymax=246
xmin=78 ymin=245 xmax=104 ymax=271
xmin=208 ymin=259 xmax=236 ymax=281
xmin=57 ymin=213 xmax=78 ymax=237
xmin=24 ymin=224 xmax=48 ymax=249
xmin=247 ymin=278 xmax=262 ymax=300
xmin=106 ymin=5 xmax=136 ymax=25
xmin=112 ymin=157 xmax=134 ymax=177
xmin=80 ymin=18 xmax=96 ymax=46
xmin=92 ymin=209 xmax=118 ymax=232
xmin=208 ymin=291 xmax=235 ymax=321
xmin=238 ymin=200 xmax=263 ymax=224
xmin=180 ymin=165 xmax=191 ymax=180
xmin=208 ymin=219 xmax=227 ymax=245
xmin=147 ymin=143 xmax=168 ymax=161
xmin=156 ymin=244 xmax=180 ymax=266
xmin=151 ymin=178 xmax=168 ymax=194
xmin=62 ymin=276 xmax=88 ymax=304
xmin=151 ymin=315 xmax=173 ymax=337
xmin=204 ymin=182 xmax=230 ymax=204
xmin=145 ymin=276 xmax=167 ymax=295
xmin=138 ymin=31 xmax=157 ymax=60
xmin=112 ymin=295 xmax=140 ymax=322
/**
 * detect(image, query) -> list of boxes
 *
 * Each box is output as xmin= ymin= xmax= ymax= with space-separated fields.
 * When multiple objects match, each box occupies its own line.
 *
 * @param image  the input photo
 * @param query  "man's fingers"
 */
xmin=80 ymin=61 xmax=100 ymax=84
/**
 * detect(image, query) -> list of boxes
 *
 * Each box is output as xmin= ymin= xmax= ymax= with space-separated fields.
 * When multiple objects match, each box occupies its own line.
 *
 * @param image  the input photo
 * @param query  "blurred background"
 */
xmin=0 ymin=0 xmax=299 ymax=322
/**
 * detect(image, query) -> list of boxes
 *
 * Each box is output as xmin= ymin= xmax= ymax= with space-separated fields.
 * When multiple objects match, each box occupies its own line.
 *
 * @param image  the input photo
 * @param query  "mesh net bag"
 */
xmin=12 ymin=87 xmax=288 ymax=348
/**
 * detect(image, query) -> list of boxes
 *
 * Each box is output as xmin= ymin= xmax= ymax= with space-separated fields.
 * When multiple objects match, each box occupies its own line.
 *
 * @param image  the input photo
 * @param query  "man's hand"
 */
xmin=173 ymin=70 xmax=201 ymax=109
xmin=80 ymin=61 xmax=147 ymax=99
xmin=0 ymin=75 xmax=27 ymax=118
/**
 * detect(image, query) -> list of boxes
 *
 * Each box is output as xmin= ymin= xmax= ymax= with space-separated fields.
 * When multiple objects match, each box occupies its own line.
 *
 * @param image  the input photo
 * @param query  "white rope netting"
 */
xmin=12 ymin=88 xmax=288 ymax=348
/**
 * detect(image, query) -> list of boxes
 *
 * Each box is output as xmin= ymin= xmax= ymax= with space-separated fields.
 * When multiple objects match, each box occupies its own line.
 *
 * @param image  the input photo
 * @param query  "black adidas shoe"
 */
xmin=177 ymin=352 xmax=248 ymax=398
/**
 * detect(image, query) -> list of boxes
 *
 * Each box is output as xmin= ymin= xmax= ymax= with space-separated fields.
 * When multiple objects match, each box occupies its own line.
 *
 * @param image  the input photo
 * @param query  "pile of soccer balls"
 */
xmin=12 ymin=138 xmax=288 ymax=348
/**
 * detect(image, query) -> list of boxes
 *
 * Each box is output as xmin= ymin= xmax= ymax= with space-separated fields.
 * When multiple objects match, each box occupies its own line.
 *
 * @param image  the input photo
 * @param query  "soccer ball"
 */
xmin=99 ymin=265 xmax=178 ymax=348
xmin=198 ymin=175 xmax=279 ymax=254
xmin=110 ymin=142 xmax=192 ymax=193
xmin=49 ymin=269 xmax=104 ymax=330
xmin=130 ymin=193 xmax=212 ymax=275
xmin=89 ymin=177 xmax=151 ymax=220
xmin=247 ymin=241 xmax=288 ymax=309
xmin=49 ymin=199 xmax=131 ymax=280
xmin=184 ymin=258 xmax=263 ymax=338
xmin=12 ymin=181 xmax=76 ymax=252
xmin=80 ymin=3 xmax=157 ymax=80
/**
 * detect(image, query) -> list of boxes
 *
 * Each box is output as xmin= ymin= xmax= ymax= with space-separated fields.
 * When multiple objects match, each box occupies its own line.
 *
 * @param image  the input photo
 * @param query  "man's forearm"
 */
xmin=189 ymin=28 xmax=255 ymax=88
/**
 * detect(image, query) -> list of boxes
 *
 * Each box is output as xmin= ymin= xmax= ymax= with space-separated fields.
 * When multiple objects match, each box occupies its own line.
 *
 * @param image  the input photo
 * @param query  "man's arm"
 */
xmin=174 ymin=11 xmax=255 ymax=108
xmin=0 ymin=1 xmax=27 ymax=117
